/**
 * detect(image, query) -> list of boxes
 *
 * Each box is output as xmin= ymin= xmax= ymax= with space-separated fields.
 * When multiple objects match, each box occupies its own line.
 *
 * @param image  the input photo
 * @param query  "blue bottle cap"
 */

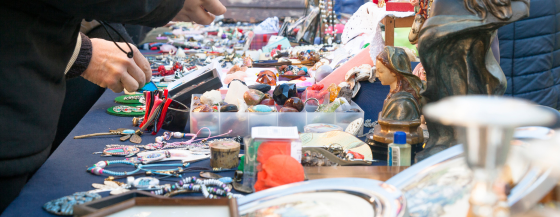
xmin=394 ymin=131 xmax=407 ymax=144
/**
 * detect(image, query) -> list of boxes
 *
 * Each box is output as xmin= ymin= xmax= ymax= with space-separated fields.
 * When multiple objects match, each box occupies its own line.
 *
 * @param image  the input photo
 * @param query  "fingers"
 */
xmin=188 ymin=6 xmax=215 ymax=25
xmin=131 ymin=46 xmax=152 ymax=85
xmin=202 ymin=0 xmax=227 ymax=15
xmin=107 ymin=79 xmax=124 ymax=93
xmin=120 ymin=72 xmax=140 ymax=92
xmin=172 ymin=12 xmax=192 ymax=22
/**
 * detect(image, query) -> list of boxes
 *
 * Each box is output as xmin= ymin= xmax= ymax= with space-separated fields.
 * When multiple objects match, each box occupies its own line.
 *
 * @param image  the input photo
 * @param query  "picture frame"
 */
xmin=83 ymin=197 xmax=239 ymax=217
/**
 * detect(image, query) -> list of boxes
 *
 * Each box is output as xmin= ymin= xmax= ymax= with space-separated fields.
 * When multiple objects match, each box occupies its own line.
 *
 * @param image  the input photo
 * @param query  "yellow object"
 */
xmin=328 ymin=83 xmax=341 ymax=102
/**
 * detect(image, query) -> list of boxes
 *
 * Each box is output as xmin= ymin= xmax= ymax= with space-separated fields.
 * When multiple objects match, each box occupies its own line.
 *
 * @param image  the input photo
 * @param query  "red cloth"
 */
xmin=254 ymin=155 xmax=304 ymax=192
xmin=249 ymin=33 xmax=278 ymax=50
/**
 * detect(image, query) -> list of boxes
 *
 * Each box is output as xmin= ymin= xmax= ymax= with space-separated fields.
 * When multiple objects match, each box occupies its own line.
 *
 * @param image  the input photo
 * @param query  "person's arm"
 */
xmin=41 ymin=0 xmax=227 ymax=26
xmin=66 ymin=33 xmax=152 ymax=93
xmin=41 ymin=0 xmax=184 ymax=27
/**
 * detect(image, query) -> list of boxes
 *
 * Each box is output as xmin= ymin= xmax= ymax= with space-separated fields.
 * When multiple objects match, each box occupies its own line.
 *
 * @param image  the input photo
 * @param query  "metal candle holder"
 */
xmin=424 ymin=96 xmax=553 ymax=217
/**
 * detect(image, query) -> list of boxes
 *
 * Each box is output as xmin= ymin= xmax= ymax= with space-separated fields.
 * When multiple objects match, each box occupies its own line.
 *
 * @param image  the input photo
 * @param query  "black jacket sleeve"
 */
xmin=40 ymin=0 xmax=184 ymax=27
xmin=66 ymin=33 xmax=92 ymax=79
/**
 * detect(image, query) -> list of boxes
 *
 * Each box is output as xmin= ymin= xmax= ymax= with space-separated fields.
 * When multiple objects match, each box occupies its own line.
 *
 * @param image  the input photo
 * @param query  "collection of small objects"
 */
xmin=40 ymin=0 xmax=552 ymax=215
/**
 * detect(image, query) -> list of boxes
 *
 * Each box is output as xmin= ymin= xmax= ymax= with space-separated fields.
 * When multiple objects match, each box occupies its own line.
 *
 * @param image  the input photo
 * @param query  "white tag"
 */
xmin=251 ymin=127 xmax=299 ymax=139
xmin=391 ymin=146 xmax=400 ymax=166
xmin=291 ymin=141 xmax=302 ymax=162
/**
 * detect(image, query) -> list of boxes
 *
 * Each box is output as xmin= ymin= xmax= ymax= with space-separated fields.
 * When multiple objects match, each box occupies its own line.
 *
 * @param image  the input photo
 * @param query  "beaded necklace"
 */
xmin=151 ymin=176 xmax=243 ymax=199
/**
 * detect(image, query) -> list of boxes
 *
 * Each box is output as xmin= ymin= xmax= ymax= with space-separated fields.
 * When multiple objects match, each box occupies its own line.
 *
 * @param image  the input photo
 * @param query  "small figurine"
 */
xmin=256 ymin=70 xmax=277 ymax=86
xmin=372 ymin=46 xmax=424 ymax=149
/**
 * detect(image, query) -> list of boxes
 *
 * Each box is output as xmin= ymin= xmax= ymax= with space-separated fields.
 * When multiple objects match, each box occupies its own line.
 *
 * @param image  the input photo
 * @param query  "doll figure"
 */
xmin=372 ymin=46 xmax=424 ymax=153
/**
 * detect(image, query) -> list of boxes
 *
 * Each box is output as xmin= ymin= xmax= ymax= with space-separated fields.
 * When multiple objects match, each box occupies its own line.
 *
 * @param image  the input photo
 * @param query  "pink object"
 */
xmin=318 ymin=47 xmax=374 ymax=86
xmin=412 ymin=62 xmax=426 ymax=81
xmin=325 ymin=24 xmax=346 ymax=35
xmin=223 ymin=71 xmax=248 ymax=84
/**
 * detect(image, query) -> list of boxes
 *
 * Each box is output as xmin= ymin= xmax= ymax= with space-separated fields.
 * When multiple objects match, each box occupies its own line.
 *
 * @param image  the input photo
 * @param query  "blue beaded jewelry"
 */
xmin=87 ymin=160 xmax=189 ymax=177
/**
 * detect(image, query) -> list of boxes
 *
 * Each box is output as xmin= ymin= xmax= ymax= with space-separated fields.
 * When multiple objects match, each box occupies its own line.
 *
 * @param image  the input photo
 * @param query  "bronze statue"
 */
xmin=415 ymin=0 xmax=530 ymax=162
xmin=373 ymin=47 xmax=424 ymax=146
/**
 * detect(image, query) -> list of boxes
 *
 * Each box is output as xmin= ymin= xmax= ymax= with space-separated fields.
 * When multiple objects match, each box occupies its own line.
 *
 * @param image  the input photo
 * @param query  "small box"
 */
xmin=241 ymin=127 xmax=302 ymax=191
xmin=170 ymin=68 xmax=222 ymax=107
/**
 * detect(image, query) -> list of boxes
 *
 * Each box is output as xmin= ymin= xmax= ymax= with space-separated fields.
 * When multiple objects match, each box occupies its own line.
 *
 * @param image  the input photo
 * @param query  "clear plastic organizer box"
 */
xmin=189 ymin=93 xmax=364 ymax=137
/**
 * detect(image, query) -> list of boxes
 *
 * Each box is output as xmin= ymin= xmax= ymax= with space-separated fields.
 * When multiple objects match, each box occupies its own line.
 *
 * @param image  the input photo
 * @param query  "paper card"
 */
xmin=251 ymin=127 xmax=300 ymax=139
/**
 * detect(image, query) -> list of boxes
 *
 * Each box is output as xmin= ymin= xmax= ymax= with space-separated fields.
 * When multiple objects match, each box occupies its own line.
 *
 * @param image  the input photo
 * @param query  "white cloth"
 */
xmin=340 ymin=2 xmax=414 ymax=65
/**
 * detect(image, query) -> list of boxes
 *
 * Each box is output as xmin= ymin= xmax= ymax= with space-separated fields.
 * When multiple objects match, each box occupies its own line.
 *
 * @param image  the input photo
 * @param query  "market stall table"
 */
xmin=1 ymin=81 xmax=392 ymax=216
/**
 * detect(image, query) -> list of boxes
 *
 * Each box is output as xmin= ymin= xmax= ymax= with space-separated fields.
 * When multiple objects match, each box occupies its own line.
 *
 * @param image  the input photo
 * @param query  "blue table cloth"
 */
xmin=2 ymin=77 xmax=393 ymax=216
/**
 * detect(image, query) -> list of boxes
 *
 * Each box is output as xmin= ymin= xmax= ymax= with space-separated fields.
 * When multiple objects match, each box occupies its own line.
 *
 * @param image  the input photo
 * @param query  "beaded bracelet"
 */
xmin=87 ymin=160 xmax=189 ymax=177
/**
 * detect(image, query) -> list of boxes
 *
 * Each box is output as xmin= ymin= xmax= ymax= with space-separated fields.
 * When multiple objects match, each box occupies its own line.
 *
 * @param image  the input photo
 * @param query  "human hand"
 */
xmin=82 ymin=38 xmax=152 ymax=93
xmin=173 ymin=0 xmax=227 ymax=25
xmin=410 ymin=0 xmax=419 ymax=6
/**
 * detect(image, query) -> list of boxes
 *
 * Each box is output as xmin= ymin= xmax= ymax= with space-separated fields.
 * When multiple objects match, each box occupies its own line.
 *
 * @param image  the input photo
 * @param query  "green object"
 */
xmin=106 ymin=104 xmax=145 ymax=117
xmin=238 ymin=155 xmax=245 ymax=171
xmin=114 ymin=94 xmax=143 ymax=104
xmin=362 ymin=43 xmax=370 ymax=49
xmin=316 ymin=99 xmax=341 ymax=112
xmin=394 ymin=27 xmax=418 ymax=55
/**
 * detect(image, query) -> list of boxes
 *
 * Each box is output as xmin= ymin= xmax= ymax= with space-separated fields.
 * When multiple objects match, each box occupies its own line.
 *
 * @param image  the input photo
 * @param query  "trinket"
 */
xmin=74 ymin=128 xmax=141 ymax=144
xmin=200 ymin=90 xmax=222 ymax=105
xmin=279 ymin=107 xmax=299 ymax=112
xmin=224 ymin=80 xmax=249 ymax=106
xmin=272 ymin=83 xmax=297 ymax=105
xmin=192 ymin=104 xmax=213 ymax=112
xmin=256 ymin=70 xmax=277 ymax=86
xmin=248 ymin=105 xmax=273 ymax=112
xmin=209 ymin=141 xmax=241 ymax=169
xmin=101 ymin=146 xmax=140 ymax=157
xmin=132 ymin=177 xmax=160 ymax=188
xmin=200 ymin=171 xmax=223 ymax=179
xmin=220 ymin=104 xmax=239 ymax=112
xmin=248 ymin=84 xmax=271 ymax=93
xmin=43 ymin=192 xmax=101 ymax=216
xmin=91 ymin=181 xmax=130 ymax=195
xmin=283 ymin=97 xmax=304 ymax=112
xmin=260 ymin=99 xmax=275 ymax=106
xmin=243 ymin=89 xmax=265 ymax=105
xmin=327 ymin=83 xmax=341 ymax=102
xmin=345 ymin=118 xmax=364 ymax=136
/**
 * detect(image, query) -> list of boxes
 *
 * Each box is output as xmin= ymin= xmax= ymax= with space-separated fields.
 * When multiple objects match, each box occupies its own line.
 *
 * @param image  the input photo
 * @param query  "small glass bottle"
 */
xmin=388 ymin=131 xmax=411 ymax=166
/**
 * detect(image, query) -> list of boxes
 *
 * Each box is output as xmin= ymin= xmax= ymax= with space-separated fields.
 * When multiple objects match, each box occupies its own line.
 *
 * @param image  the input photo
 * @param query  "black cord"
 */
xmin=98 ymin=21 xmax=134 ymax=58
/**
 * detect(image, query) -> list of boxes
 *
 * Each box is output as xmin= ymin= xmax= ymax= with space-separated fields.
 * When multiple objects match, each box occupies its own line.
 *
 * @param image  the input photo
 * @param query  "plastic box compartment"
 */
xmin=189 ymin=94 xmax=364 ymax=137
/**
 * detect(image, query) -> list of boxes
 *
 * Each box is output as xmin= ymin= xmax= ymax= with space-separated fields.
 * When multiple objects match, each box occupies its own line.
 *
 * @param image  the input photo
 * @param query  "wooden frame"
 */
xmin=381 ymin=15 xmax=415 ymax=46
xmin=84 ymin=197 xmax=239 ymax=217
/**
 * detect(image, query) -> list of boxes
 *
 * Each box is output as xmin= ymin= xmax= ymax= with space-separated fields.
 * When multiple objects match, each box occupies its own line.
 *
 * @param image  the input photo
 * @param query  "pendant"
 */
xmin=102 ymin=146 xmax=140 ymax=157
xmin=133 ymin=177 xmax=160 ymax=188
xmin=43 ymin=192 xmax=101 ymax=216
xmin=200 ymin=171 xmax=223 ymax=179
xmin=91 ymin=181 xmax=130 ymax=195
